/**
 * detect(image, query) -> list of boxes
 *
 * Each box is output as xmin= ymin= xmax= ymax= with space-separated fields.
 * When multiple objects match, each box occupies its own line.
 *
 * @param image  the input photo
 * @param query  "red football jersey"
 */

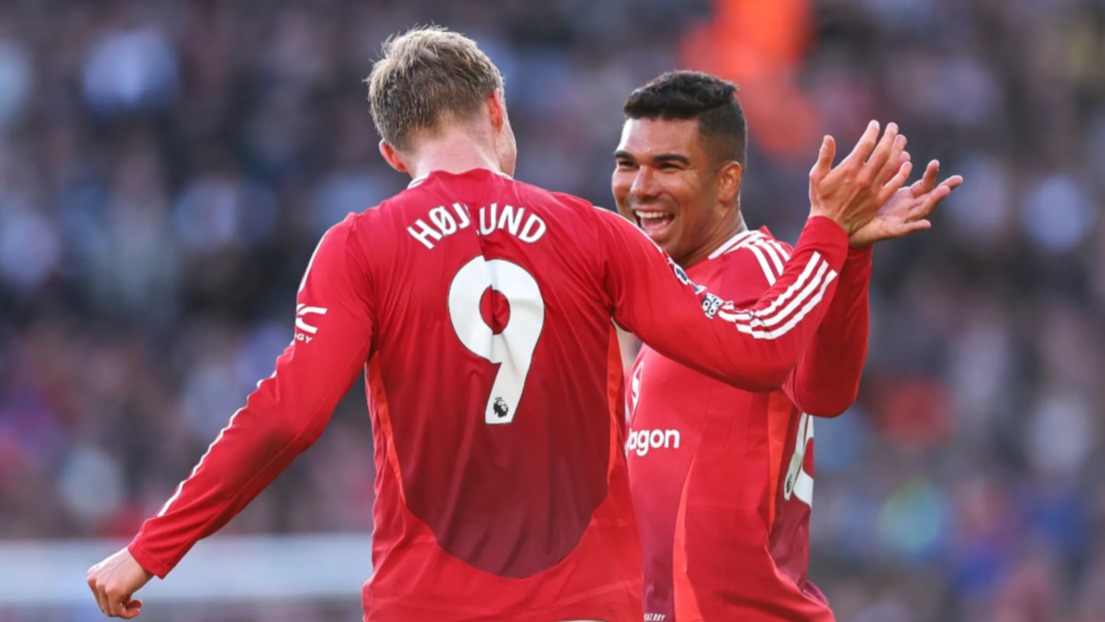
xmin=128 ymin=170 xmax=851 ymax=621
xmin=627 ymin=229 xmax=871 ymax=622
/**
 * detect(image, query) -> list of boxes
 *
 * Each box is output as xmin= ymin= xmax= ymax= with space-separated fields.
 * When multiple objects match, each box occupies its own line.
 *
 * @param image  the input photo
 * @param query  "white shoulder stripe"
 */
xmin=725 ymin=260 xmax=831 ymax=329
xmin=744 ymin=242 xmax=777 ymax=285
xmin=761 ymin=238 xmax=792 ymax=260
xmin=730 ymin=269 xmax=837 ymax=339
xmin=752 ymin=239 xmax=785 ymax=276
xmin=708 ymin=230 xmax=760 ymax=260
xmin=728 ymin=253 xmax=823 ymax=320
xmin=715 ymin=253 xmax=839 ymax=338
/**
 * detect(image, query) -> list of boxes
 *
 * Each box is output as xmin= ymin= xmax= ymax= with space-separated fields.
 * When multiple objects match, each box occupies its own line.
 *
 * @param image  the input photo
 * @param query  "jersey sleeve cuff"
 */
xmin=801 ymin=215 xmax=850 ymax=270
xmin=846 ymin=244 xmax=874 ymax=262
xmin=128 ymin=538 xmax=172 ymax=579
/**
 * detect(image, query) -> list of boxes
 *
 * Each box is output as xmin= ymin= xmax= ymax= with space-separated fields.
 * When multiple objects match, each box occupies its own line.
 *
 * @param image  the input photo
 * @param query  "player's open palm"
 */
xmin=87 ymin=547 xmax=153 ymax=618
xmin=808 ymin=120 xmax=913 ymax=236
xmin=850 ymin=159 xmax=964 ymax=247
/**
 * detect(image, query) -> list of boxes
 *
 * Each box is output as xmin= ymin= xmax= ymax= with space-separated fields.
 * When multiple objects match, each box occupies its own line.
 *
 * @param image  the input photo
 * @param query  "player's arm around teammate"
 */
xmin=600 ymin=119 xmax=914 ymax=391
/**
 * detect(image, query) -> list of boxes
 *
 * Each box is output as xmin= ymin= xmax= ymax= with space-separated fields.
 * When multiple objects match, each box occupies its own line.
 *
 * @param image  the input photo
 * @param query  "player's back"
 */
xmin=350 ymin=168 xmax=641 ymax=621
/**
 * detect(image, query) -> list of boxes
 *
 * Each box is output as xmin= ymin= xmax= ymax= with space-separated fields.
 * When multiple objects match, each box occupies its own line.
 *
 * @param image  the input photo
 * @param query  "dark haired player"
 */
xmin=614 ymin=70 xmax=962 ymax=621
xmin=87 ymin=30 xmax=918 ymax=621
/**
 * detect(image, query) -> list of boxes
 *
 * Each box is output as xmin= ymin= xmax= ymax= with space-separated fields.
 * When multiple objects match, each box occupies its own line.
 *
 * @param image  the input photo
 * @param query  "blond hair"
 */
xmin=367 ymin=26 xmax=504 ymax=151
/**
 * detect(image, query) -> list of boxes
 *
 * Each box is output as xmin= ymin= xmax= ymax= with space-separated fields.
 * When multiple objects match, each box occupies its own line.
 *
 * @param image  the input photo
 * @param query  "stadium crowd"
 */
xmin=2 ymin=0 xmax=1105 ymax=620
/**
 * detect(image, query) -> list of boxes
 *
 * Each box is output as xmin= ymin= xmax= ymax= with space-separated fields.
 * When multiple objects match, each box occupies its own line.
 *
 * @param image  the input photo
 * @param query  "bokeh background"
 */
xmin=2 ymin=0 xmax=1104 ymax=620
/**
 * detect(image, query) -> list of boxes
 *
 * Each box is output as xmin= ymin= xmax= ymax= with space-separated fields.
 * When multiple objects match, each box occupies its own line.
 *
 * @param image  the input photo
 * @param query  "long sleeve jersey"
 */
xmin=129 ymin=168 xmax=849 ymax=621
xmin=627 ymin=228 xmax=871 ymax=622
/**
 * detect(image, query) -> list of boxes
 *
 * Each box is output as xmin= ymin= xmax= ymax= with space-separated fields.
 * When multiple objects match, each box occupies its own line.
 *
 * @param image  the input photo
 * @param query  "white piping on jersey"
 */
xmin=707 ymin=229 xmax=758 ymax=259
xmin=753 ymin=238 xmax=787 ymax=276
xmin=744 ymin=242 xmax=776 ymax=286
xmin=729 ymin=270 xmax=835 ymax=339
xmin=726 ymin=232 xmax=793 ymax=285
xmin=407 ymin=168 xmax=514 ymax=189
xmin=156 ymin=369 xmax=277 ymax=518
xmin=726 ymin=255 xmax=829 ymax=327
xmin=730 ymin=267 xmax=835 ymax=338
xmin=718 ymin=252 xmax=838 ymax=339
xmin=157 ymin=407 xmax=245 ymax=517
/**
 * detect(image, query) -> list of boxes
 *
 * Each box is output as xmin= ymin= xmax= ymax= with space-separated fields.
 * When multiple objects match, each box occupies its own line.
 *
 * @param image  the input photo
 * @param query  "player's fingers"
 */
xmin=87 ymin=579 xmax=107 ymax=615
xmin=941 ymin=174 xmax=965 ymax=191
xmin=809 ymin=135 xmax=836 ymax=181
xmin=106 ymin=592 xmax=125 ymax=617
xmin=916 ymin=183 xmax=955 ymax=216
xmin=873 ymin=132 xmax=907 ymax=186
xmin=840 ymin=120 xmax=880 ymax=168
xmin=118 ymin=598 xmax=143 ymax=619
xmin=862 ymin=122 xmax=899 ymax=178
xmin=910 ymin=160 xmax=940 ymax=197
xmin=899 ymin=219 xmax=932 ymax=235
xmin=878 ymin=160 xmax=913 ymax=204
xmin=881 ymin=150 xmax=911 ymax=189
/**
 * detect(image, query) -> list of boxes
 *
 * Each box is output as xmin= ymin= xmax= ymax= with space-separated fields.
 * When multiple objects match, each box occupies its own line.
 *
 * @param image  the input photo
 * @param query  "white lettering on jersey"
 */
xmin=407 ymin=202 xmax=546 ymax=249
xmin=626 ymin=428 xmax=680 ymax=457
xmin=294 ymin=304 xmax=328 ymax=343
xmin=407 ymin=203 xmax=470 ymax=249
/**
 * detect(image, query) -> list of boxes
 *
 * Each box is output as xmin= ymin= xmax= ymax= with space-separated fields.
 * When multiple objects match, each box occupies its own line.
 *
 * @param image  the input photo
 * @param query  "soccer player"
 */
xmin=87 ymin=29 xmax=911 ymax=621
xmin=614 ymin=71 xmax=963 ymax=621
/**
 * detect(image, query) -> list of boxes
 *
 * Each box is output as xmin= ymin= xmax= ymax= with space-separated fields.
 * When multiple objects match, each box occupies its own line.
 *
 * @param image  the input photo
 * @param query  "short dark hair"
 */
xmin=623 ymin=70 xmax=747 ymax=167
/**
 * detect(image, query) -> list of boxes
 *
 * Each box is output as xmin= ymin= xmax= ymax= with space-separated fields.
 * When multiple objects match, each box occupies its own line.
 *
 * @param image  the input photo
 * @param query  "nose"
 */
xmin=630 ymin=167 xmax=660 ymax=203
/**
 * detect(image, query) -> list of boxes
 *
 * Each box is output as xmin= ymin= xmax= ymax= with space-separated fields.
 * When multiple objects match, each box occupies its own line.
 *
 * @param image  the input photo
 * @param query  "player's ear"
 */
xmin=716 ymin=160 xmax=742 ymax=205
xmin=487 ymin=89 xmax=506 ymax=132
xmin=379 ymin=140 xmax=409 ymax=174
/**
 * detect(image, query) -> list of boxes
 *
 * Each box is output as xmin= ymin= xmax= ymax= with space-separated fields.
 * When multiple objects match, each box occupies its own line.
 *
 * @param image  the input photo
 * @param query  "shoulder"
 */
xmin=697 ymin=229 xmax=796 ymax=302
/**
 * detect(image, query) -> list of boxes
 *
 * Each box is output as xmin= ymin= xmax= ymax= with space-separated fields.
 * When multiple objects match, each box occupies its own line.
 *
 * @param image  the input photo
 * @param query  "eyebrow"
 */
xmin=613 ymin=150 xmax=691 ymax=165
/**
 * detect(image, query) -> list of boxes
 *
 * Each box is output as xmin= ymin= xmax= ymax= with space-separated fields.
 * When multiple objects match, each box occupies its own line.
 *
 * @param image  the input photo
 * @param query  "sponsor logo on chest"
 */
xmin=626 ymin=428 xmax=681 ymax=457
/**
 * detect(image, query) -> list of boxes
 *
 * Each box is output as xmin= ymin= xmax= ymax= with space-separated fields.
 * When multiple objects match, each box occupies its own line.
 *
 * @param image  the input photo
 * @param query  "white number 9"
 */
xmin=448 ymin=257 xmax=545 ymax=424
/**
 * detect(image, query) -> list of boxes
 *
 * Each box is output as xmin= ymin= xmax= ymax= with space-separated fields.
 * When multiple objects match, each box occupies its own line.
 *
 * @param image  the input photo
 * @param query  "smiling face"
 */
xmin=612 ymin=117 xmax=743 ymax=268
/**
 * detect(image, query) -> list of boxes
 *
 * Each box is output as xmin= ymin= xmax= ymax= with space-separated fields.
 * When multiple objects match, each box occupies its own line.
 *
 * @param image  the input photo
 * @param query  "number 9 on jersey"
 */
xmin=448 ymin=257 xmax=545 ymax=425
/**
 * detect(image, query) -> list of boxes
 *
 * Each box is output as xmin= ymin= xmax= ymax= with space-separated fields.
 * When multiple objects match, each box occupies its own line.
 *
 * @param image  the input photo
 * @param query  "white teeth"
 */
xmin=635 ymin=210 xmax=670 ymax=219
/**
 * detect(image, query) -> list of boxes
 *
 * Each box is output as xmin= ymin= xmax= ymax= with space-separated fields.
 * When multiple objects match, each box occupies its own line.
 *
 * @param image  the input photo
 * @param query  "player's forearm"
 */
xmin=128 ymin=380 xmax=329 ymax=577
xmin=618 ymin=217 xmax=849 ymax=392
xmin=786 ymin=246 xmax=871 ymax=416
xmin=699 ymin=216 xmax=850 ymax=390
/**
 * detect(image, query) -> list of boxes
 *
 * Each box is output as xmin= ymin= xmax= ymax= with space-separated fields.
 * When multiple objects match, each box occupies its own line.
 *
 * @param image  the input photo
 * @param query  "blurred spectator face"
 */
xmin=612 ymin=118 xmax=732 ymax=266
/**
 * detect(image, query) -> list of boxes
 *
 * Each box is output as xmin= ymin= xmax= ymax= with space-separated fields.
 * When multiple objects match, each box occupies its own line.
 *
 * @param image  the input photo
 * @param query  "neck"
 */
xmin=407 ymin=129 xmax=502 ymax=181
xmin=679 ymin=210 xmax=748 ymax=269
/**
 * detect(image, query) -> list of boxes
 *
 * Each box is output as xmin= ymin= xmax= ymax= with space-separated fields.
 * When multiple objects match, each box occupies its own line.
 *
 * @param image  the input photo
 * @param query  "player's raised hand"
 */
xmin=850 ymin=160 xmax=964 ymax=247
xmin=87 ymin=547 xmax=153 ymax=618
xmin=808 ymin=120 xmax=912 ymax=236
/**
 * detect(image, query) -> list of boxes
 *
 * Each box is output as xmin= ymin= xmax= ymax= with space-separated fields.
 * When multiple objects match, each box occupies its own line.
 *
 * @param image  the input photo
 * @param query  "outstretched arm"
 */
xmin=88 ymin=216 xmax=376 ymax=618
xmin=784 ymin=246 xmax=871 ymax=416
xmin=604 ymin=121 xmax=909 ymax=391
xmin=787 ymin=160 xmax=964 ymax=415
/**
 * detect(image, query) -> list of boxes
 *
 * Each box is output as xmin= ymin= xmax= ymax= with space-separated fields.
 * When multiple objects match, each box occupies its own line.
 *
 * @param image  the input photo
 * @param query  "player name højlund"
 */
xmin=407 ymin=202 xmax=547 ymax=250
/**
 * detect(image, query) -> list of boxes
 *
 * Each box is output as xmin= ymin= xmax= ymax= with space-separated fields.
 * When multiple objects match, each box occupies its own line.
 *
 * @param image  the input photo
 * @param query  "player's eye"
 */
xmin=615 ymin=160 xmax=637 ymax=170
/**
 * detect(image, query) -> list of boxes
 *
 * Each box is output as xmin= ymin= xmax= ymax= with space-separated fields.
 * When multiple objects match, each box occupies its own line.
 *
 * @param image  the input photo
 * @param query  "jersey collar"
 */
xmin=407 ymin=168 xmax=513 ymax=189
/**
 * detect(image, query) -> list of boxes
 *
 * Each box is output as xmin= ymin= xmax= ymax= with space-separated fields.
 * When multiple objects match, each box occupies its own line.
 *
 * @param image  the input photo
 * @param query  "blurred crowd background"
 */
xmin=2 ymin=0 xmax=1104 ymax=620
